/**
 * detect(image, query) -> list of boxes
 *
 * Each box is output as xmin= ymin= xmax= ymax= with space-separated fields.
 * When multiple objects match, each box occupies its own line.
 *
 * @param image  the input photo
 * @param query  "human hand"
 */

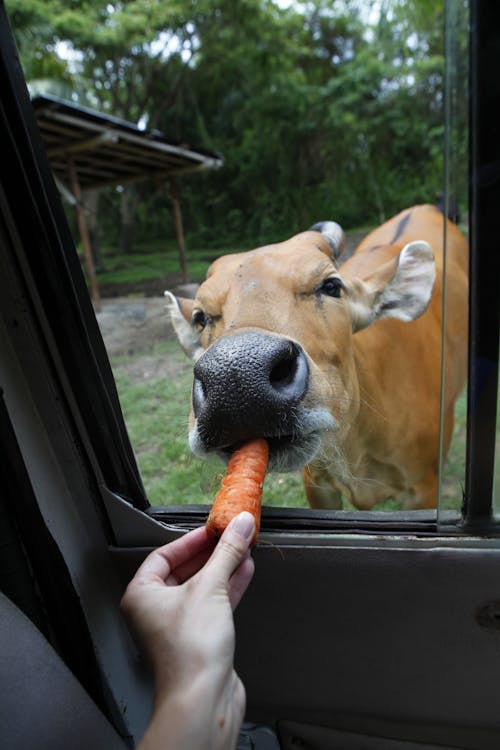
xmin=120 ymin=511 xmax=256 ymax=750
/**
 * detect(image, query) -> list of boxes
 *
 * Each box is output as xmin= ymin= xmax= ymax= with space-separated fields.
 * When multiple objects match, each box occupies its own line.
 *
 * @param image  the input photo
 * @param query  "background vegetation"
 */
xmin=5 ymin=0 xmax=466 ymax=259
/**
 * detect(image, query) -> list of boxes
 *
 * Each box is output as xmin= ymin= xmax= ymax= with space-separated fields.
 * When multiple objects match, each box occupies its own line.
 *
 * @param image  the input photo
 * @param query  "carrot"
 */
xmin=206 ymin=438 xmax=269 ymax=545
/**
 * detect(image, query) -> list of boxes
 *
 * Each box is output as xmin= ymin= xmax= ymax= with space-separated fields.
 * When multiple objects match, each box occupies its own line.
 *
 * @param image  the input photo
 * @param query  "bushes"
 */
xmin=12 ymin=0 xmax=467 ymax=254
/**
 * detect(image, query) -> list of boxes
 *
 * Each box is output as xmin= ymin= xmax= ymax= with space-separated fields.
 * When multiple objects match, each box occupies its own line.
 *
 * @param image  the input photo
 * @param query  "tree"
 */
xmin=6 ymin=0 xmax=200 ymax=252
xmin=6 ymin=0 xmax=453 ymax=253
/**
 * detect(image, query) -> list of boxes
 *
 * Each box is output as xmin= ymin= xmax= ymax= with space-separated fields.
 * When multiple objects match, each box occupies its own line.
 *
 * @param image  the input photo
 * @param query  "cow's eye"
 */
xmin=192 ymin=310 xmax=208 ymax=330
xmin=319 ymin=277 xmax=344 ymax=298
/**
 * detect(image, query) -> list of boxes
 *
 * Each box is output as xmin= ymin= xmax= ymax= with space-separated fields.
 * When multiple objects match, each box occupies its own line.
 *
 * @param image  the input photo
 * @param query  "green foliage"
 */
xmin=5 ymin=0 xmax=465 ymax=253
xmin=164 ymin=0 xmax=449 ymax=243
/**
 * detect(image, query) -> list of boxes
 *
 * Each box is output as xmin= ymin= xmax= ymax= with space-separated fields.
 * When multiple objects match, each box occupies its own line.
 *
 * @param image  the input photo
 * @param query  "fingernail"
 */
xmin=231 ymin=511 xmax=255 ymax=541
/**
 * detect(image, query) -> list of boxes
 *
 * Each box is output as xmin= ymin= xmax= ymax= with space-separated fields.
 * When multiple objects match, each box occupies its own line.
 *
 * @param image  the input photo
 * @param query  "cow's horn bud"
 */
xmin=309 ymin=220 xmax=346 ymax=260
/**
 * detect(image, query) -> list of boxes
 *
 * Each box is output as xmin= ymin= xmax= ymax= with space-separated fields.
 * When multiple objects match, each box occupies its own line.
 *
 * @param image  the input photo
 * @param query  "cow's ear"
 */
xmin=347 ymin=241 xmax=436 ymax=332
xmin=164 ymin=291 xmax=203 ymax=360
xmin=310 ymin=221 xmax=346 ymax=261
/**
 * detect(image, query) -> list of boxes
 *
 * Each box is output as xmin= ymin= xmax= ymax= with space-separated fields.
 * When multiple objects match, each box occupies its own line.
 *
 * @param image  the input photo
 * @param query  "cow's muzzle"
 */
xmin=192 ymin=330 xmax=309 ymax=451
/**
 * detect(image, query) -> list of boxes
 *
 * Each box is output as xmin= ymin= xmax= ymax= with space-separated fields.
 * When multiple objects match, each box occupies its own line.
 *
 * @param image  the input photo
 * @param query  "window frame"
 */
xmin=1 ymin=0 xmax=498 ymax=542
xmin=0 ymin=4 xmax=148 ymax=514
xmin=462 ymin=1 xmax=500 ymax=530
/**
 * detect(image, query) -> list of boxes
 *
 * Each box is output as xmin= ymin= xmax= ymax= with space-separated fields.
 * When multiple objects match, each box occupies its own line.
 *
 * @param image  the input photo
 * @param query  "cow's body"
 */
xmin=166 ymin=205 xmax=468 ymax=510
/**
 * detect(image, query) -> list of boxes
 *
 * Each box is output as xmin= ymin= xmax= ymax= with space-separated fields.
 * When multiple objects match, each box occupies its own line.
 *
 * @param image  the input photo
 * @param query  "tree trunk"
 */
xmin=119 ymin=186 xmax=139 ymax=254
xmin=168 ymin=178 xmax=189 ymax=284
xmin=82 ymin=189 xmax=103 ymax=268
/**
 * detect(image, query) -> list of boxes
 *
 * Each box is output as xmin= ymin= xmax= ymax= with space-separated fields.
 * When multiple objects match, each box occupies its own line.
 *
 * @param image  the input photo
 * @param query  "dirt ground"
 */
xmin=97 ymin=295 xmax=175 ymax=358
xmin=96 ymin=282 xmax=198 ymax=363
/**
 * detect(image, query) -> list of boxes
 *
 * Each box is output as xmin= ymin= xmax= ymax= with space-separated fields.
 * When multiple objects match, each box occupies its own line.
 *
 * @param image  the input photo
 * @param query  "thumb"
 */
xmin=204 ymin=512 xmax=256 ymax=586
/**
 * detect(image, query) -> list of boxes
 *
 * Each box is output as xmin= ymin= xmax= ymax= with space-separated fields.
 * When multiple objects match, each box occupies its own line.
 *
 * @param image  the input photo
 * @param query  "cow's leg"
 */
xmin=302 ymin=466 xmax=343 ymax=509
xmin=404 ymin=471 xmax=438 ymax=509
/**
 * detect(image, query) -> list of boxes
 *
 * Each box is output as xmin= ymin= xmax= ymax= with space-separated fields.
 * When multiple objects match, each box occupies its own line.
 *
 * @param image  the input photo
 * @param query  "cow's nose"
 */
xmin=192 ymin=330 xmax=308 ymax=448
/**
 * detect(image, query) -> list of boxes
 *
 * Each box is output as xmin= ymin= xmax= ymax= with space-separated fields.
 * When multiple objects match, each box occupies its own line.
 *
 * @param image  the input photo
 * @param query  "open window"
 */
xmin=102 ymin=2 xmax=474 ymax=528
xmin=27 ymin=0 xmax=492 ymax=539
xmin=1 ymin=1 xmax=500 ymax=748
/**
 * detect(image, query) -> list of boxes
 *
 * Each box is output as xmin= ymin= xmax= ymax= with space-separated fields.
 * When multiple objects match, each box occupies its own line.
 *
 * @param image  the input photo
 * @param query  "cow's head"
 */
xmin=165 ymin=224 xmax=435 ymax=472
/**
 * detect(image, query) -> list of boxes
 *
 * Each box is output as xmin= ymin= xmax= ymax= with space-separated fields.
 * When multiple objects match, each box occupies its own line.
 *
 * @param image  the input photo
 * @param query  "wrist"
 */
xmin=139 ymin=673 xmax=240 ymax=750
xmin=139 ymin=687 xmax=209 ymax=750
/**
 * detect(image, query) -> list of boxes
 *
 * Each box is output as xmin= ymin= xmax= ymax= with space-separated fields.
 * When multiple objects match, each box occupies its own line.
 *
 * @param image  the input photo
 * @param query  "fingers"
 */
xmin=125 ymin=512 xmax=256 ymax=601
xmin=228 ymin=555 xmax=255 ymax=610
xmin=164 ymin=547 xmax=213 ymax=586
xmin=203 ymin=512 xmax=256 ymax=587
xmin=132 ymin=526 xmax=212 ymax=585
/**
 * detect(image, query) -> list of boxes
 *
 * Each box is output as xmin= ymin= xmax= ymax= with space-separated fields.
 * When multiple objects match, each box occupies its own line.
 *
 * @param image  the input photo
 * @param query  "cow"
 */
xmin=165 ymin=205 xmax=468 ymax=510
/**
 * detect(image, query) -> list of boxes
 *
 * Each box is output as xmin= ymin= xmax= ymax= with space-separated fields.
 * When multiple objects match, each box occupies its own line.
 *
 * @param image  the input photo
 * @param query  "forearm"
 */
xmin=137 ymin=674 xmax=244 ymax=750
xmin=138 ymin=697 xmax=205 ymax=750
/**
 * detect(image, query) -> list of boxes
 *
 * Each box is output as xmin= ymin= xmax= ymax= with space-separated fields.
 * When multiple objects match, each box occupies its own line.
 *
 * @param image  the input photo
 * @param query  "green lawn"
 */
xmin=93 ymin=244 xmax=243 ymax=290
xmin=96 ymin=250 xmax=210 ymax=287
xmin=111 ymin=341 xmax=467 ymax=512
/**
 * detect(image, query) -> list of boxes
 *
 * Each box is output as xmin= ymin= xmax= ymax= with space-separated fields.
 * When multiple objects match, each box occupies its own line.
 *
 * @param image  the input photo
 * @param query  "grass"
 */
xmin=93 ymin=244 xmax=242 ymax=289
xmin=96 ymin=253 xmax=208 ymax=287
xmin=440 ymin=390 xmax=467 ymax=509
xmin=111 ymin=340 xmax=467 ymax=511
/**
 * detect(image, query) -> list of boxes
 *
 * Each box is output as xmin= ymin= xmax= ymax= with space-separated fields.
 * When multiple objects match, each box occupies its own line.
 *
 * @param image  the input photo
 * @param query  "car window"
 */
xmin=8 ymin=0 xmax=500 ymax=536
xmin=495 ymin=367 xmax=500 ymax=515
xmin=99 ymin=2 xmax=470 ymax=519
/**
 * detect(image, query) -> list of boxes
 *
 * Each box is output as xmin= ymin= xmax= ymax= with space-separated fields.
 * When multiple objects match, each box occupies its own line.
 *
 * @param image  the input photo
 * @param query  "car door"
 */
xmin=1 ymin=2 xmax=499 ymax=749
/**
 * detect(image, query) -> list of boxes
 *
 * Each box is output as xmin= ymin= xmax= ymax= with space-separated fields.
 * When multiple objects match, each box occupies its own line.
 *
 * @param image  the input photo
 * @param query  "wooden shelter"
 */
xmin=32 ymin=94 xmax=224 ymax=310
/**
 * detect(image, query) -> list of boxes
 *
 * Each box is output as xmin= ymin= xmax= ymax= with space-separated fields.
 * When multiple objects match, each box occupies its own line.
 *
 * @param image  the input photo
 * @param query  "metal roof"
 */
xmin=32 ymin=94 xmax=224 ymax=191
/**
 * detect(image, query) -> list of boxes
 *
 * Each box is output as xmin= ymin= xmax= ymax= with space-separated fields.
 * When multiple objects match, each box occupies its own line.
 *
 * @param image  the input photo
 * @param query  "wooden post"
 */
xmin=67 ymin=156 xmax=101 ymax=312
xmin=168 ymin=177 xmax=189 ymax=284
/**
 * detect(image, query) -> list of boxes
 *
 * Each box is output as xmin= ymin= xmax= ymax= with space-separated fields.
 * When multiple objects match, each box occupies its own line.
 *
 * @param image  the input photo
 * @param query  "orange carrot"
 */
xmin=206 ymin=438 xmax=269 ymax=545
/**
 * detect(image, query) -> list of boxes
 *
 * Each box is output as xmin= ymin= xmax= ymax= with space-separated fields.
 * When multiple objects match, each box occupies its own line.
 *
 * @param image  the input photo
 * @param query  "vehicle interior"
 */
xmin=1 ymin=1 xmax=499 ymax=748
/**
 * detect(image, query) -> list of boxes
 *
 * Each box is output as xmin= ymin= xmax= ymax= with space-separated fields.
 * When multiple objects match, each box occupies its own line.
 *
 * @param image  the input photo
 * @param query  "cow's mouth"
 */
xmin=189 ymin=407 xmax=335 ymax=473
xmin=217 ymin=433 xmax=318 ymax=472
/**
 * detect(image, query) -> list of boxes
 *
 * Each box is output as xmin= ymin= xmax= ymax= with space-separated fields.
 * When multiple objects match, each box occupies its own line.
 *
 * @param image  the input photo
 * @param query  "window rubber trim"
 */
xmin=463 ymin=1 xmax=500 ymax=530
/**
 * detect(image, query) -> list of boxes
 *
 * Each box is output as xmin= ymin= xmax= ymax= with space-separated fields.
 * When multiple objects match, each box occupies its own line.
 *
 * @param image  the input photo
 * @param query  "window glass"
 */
xmin=438 ymin=0 xmax=469 ymax=519
xmin=10 ymin=0 xmax=469 ymax=515
xmin=97 ymin=1 xmax=467 ymax=515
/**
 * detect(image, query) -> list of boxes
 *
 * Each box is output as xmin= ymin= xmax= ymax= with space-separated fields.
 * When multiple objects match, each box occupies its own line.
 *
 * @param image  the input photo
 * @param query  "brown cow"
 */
xmin=165 ymin=205 xmax=468 ymax=510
